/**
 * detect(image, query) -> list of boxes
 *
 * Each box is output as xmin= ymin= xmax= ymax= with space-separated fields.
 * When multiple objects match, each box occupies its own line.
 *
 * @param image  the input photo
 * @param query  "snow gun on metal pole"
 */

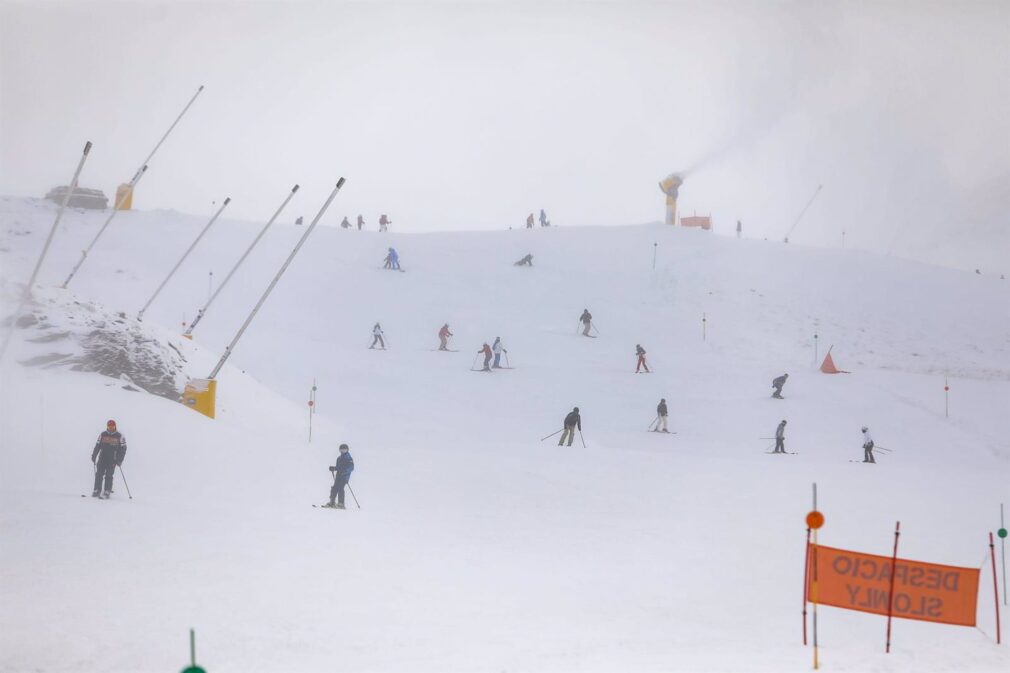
xmin=138 ymin=197 xmax=231 ymax=321
xmin=784 ymin=184 xmax=823 ymax=244
xmin=63 ymin=85 xmax=205 ymax=287
xmin=207 ymin=179 xmax=345 ymax=380
xmin=0 ymin=141 xmax=92 ymax=364
xmin=184 ymin=184 xmax=300 ymax=338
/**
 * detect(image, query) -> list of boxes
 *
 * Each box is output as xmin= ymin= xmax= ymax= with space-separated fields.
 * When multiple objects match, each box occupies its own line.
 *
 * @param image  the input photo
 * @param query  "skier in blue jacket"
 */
xmin=385 ymin=247 xmax=400 ymax=270
xmin=324 ymin=444 xmax=355 ymax=509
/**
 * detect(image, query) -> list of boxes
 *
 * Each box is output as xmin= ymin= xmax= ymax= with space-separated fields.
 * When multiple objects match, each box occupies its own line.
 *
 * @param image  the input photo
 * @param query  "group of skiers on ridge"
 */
xmin=526 ymin=209 xmax=550 ymax=229
xmin=769 ymin=373 xmax=879 ymax=463
xmin=334 ymin=214 xmax=391 ymax=231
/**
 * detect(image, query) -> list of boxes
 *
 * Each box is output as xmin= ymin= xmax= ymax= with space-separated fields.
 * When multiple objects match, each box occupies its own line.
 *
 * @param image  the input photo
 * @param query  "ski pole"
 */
xmin=505 ymin=352 xmax=511 ymax=368
xmin=578 ymin=429 xmax=586 ymax=448
xmin=118 ymin=465 xmax=133 ymax=500
xmin=540 ymin=429 xmax=563 ymax=441
xmin=346 ymin=482 xmax=361 ymax=509
xmin=591 ymin=323 xmax=600 ymax=336
xmin=648 ymin=416 xmax=659 ymax=430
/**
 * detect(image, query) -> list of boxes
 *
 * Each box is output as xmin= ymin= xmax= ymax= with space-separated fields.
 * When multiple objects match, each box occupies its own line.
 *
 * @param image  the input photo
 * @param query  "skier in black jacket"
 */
xmin=655 ymin=398 xmax=669 ymax=433
xmin=579 ymin=309 xmax=593 ymax=337
xmin=773 ymin=420 xmax=787 ymax=453
xmin=91 ymin=419 xmax=127 ymax=498
xmin=324 ymin=444 xmax=355 ymax=509
xmin=772 ymin=373 xmax=789 ymax=399
xmin=558 ymin=407 xmax=581 ymax=446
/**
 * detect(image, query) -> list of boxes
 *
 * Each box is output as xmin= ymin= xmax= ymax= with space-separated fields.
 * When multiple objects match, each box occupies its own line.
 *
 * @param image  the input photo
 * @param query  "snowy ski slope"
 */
xmin=1 ymin=196 xmax=1008 ymax=672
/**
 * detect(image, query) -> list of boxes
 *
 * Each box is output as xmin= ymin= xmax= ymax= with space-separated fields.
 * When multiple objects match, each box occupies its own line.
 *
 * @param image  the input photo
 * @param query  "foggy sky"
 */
xmin=1 ymin=0 xmax=1007 ymax=271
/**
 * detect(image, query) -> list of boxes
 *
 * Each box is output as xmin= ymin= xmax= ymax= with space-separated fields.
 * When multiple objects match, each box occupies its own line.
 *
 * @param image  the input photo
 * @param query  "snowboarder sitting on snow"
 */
xmin=379 ymin=214 xmax=391 ymax=232
xmin=514 ymin=254 xmax=534 ymax=267
xmin=488 ymin=335 xmax=505 ymax=367
xmin=772 ymin=420 xmax=787 ymax=453
xmin=340 ymin=216 xmax=351 ymax=229
xmin=655 ymin=398 xmax=669 ymax=433
xmin=91 ymin=419 xmax=127 ymax=498
xmin=477 ymin=343 xmax=493 ymax=371
xmin=579 ymin=309 xmax=593 ymax=337
xmin=370 ymin=322 xmax=385 ymax=349
xmin=861 ymin=426 xmax=875 ymax=463
xmin=635 ymin=344 xmax=650 ymax=373
xmin=438 ymin=323 xmax=453 ymax=351
xmin=772 ymin=373 xmax=788 ymax=399
xmin=324 ymin=443 xmax=355 ymax=509
xmin=558 ymin=407 xmax=582 ymax=446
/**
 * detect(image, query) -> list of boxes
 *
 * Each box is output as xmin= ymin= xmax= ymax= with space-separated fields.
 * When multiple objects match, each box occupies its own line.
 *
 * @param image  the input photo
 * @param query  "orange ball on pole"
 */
xmin=806 ymin=510 xmax=825 ymax=529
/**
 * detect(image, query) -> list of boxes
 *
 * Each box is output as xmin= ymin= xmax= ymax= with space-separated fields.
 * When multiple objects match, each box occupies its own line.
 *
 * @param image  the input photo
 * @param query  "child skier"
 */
xmin=635 ymin=344 xmax=650 ymax=373
xmin=385 ymin=247 xmax=400 ymax=270
xmin=91 ymin=419 xmax=127 ymax=498
xmin=477 ymin=343 xmax=493 ymax=371
xmin=324 ymin=444 xmax=355 ymax=509
xmin=492 ymin=337 xmax=507 ymax=368
xmin=370 ymin=323 xmax=385 ymax=349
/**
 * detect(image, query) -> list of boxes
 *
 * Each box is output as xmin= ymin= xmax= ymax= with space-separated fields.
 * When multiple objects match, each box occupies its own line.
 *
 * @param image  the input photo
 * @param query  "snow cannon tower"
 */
xmin=658 ymin=173 xmax=683 ymax=225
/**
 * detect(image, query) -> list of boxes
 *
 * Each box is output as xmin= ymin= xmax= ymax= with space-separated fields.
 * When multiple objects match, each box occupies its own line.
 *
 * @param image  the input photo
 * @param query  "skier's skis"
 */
xmin=766 ymin=451 xmax=798 ymax=455
xmin=429 ymin=348 xmax=459 ymax=352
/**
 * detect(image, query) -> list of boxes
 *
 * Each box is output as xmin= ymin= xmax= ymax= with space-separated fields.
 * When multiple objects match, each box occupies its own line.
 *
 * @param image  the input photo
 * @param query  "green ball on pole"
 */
xmin=999 ymin=528 xmax=1008 ymax=539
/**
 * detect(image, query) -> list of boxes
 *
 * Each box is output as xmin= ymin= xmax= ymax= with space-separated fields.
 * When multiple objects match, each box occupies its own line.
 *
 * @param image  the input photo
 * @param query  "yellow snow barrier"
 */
xmin=182 ymin=378 xmax=216 ymax=419
xmin=115 ymin=183 xmax=133 ymax=210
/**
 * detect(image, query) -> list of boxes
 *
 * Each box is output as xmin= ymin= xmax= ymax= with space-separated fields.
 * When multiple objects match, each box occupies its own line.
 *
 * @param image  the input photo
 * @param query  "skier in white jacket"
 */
xmin=861 ymin=427 xmax=875 ymax=463
xmin=492 ymin=337 xmax=507 ymax=368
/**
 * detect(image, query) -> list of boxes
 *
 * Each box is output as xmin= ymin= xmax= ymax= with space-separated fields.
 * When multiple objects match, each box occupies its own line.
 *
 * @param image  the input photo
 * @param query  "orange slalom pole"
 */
xmin=992 ymin=533 xmax=1002 ymax=644
xmin=886 ymin=521 xmax=901 ymax=653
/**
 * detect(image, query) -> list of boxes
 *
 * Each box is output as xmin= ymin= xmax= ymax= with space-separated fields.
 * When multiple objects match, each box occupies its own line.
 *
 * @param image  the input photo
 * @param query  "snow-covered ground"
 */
xmin=1 ymin=196 xmax=1007 ymax=672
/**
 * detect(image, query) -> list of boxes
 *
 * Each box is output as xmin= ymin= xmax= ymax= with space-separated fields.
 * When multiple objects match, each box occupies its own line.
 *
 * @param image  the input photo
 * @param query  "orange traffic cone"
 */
xmin=820 ymin=346 xmax=850 ymax=374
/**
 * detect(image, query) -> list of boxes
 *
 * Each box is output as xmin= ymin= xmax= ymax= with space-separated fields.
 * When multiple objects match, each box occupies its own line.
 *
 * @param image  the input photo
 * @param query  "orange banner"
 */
xmin=806 ymin=544 xmax=980 ymax=626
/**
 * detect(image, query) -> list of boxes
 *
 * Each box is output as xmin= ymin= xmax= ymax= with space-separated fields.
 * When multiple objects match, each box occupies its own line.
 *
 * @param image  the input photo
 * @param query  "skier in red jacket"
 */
xmin=438 ymin=324 xmax=453 ymax=351
xmin=477 ymin=343 xmax=493 ymax=371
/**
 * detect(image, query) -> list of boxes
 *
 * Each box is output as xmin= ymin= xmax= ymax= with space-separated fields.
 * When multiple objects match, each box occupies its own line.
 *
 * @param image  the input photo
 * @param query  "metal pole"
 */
xmin=138 ymin=197 xmax=230 ymax=320
xmin=346 ymin=482 xmax=361 ymax=509
xmin=944 ymin=377 xmax=949 ymax=418
xmin=812 ymin=482 xmax=819 ymax=670
xmin=784 ymin=184 xmax=823 ymax=243
xmin=578 ymin=429 xmax=586 ymax=448
xmin=991 ymin=532 xmax=1002 ymax=644
xmin=136 ymin=85 xmax=204 ymax=173
xmin=885 ymin=521 xmax=901 ymax=652
xmin=189 ymin=628 xmax=196 ymax=666
xmin=652 ymin=242 xmax=657 ymax=270
xmin=1001 ymin=503 xmax=1006 ymax=606
xmin=803 ymin=526 xmax=811 ymax=645
xmin=62 ymin=165 xmax=148 ymax=287
xmin=0 ymin=141 xmax=91 ymax=363
xmin=184 ymin=184 xmax=299 ymax=337
xmin=702 ymin=313 xmax=707 ymax=341
xmin=208 ymin=179 xmax=344 ymax=379
xmin=814 ymin=333 xmax=818 ymax=366
xmin=117 ymin=465 xmax=133 ymax=499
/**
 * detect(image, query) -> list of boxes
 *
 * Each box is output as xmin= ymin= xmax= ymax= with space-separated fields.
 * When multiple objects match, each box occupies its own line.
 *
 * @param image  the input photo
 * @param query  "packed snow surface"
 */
xmin=1 ymin=196 xmax=1008 ymax=672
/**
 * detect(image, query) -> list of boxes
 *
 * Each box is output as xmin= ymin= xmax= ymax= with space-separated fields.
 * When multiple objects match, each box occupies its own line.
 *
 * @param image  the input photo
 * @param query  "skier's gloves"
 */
xmin=329 ymin=466 xmax=336 ymax=472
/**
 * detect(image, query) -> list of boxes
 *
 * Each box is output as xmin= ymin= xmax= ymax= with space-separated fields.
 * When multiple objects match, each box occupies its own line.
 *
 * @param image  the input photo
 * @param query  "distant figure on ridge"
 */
xmin=539 ymin=209 xmax=548 ymax=227
xmin=514 ymin=253 xmax=534 ymax=267
xmin=579 ymin=309 xmax=594 ymax=337
xmin=322 ymin=443 xmax=354 ymax=509
xmin=379 ymin=214 xmax=391 ymax=232
xmin=91 ymin=419 xmax=127 ymax=498
xmin=773 ymin=420 xmax=787 ymax=454
xmin=438 ymin=323 xmax=453 ymax=351
xmin=492 ymin=337 xmax=507 ymax=368
xmin=370 ymin=322 xmax=385 ymax=350
xmin=861 ymin=426 xmax=875 ymax=463
xmin=526 ymin=213 xmax=534 ymax=229
xmin=736 ymin=220 xmax=742 ymax=239
xmin=635 ymin=344 xmax=650 ymax=373
xmin=357 ymin=214 xmax=364 ymax=230
xmin=558 ymin=407 xmax=581 ymax=447
xmin=295 ymin=216 xmax=304 ymax=225
xmin=772 ymin=373 xmax=789 ymax=399
xmin=655 ymin=398 xmax=669 ymax=433
xmin=477 ymin=342 xmax=493 ymax=371
xmin=340 ymin=216 xmax=351 ymax=229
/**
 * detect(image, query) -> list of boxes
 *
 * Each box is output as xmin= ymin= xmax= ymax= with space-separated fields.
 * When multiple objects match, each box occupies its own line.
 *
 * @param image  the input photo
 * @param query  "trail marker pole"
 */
xmin=652 ymin=242 xmax=657 ymax=270
xmin=702 ymin=313 xmax=707 ymax=341
xmin=308 ymin=379 xmax=316 ymax=443
xmin=814 ymin=333 xmax=819 ymax=366
xmin=885 ymin=521 xmax=901 ymax=652
xmin=181 ymin=627 xmax=205 ymax=673
xmin=999 ymin=504 xmax=1007 ymax=606
xmin=991 ymin=532 xmax=1002 ymax=644
xmin=803 ymin=524 xmax=811 ymax=645
xmin=207 ymin=271 xmax=213 ymax=304
xmin=944 ymin=377 xmax=949 ymax=418
xmin=809 ymin=483 xmax=822 ymax=670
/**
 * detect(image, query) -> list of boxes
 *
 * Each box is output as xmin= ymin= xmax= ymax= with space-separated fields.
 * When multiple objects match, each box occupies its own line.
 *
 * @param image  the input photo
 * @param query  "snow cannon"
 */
xmin=182 ymin=377 xmax=216 ymax=419
xmin=658 ymin=173 xmax=683 ymax=225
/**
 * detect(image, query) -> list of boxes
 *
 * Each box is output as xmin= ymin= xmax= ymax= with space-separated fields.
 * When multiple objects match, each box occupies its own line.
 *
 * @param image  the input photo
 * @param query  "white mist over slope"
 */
xmin=1 ymin=197 xmax=1008 ymax=672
